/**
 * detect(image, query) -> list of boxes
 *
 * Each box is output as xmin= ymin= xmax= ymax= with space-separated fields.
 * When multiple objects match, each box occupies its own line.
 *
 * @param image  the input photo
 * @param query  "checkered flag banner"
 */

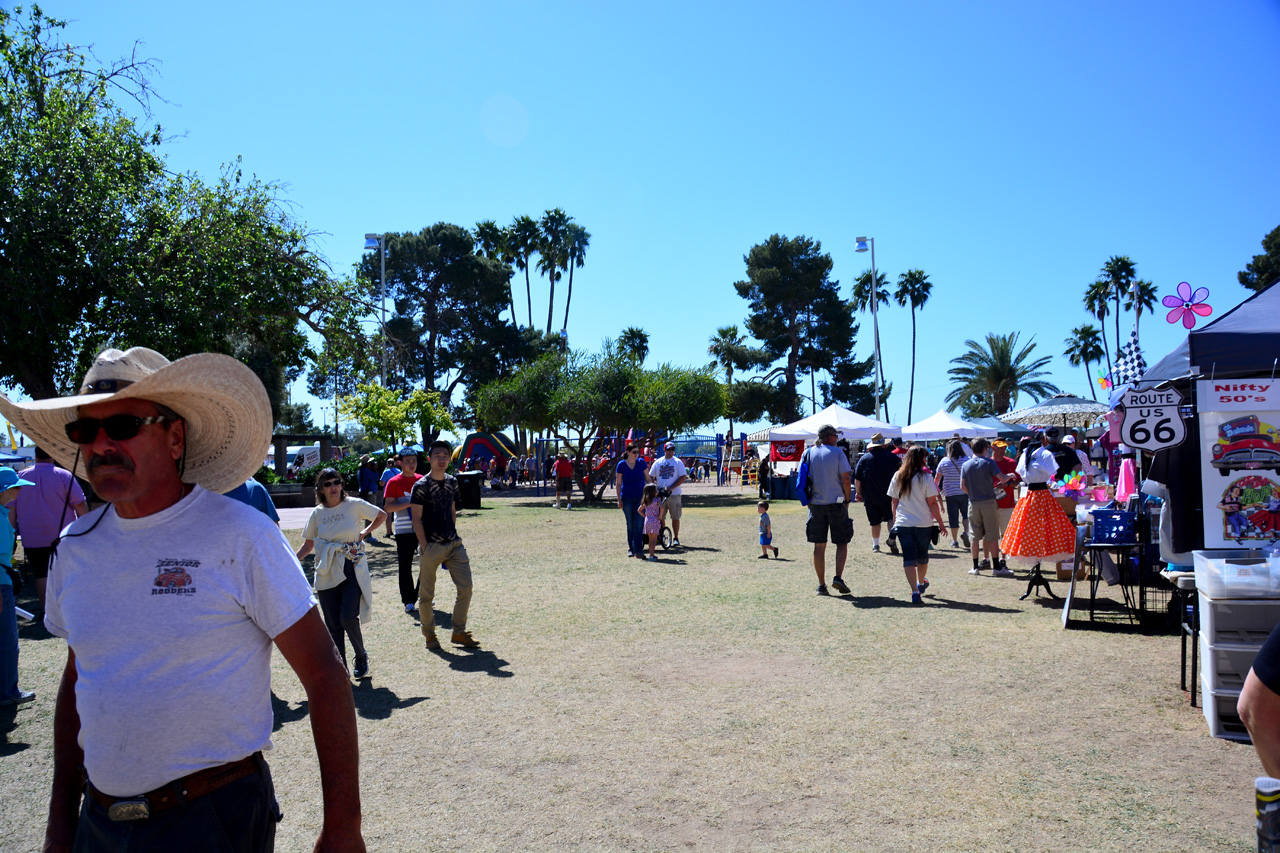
xmin=1112 ymin=328 xmax=1147 ymax=385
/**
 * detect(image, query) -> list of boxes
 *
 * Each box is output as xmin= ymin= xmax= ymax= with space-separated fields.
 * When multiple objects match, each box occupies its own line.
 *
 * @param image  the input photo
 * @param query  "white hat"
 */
xmin=1063 ymin=435 xmax=1077 ymax=444
xmin=0 ymin=347 xmax=272 ymax=494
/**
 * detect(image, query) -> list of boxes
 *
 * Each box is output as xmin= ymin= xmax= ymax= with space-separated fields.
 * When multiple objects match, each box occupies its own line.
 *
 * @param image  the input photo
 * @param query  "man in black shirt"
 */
xmin=854 ymin=433 xmax=902 ymax=555
xmin=410 ymin=440 xmax=480 ymax=650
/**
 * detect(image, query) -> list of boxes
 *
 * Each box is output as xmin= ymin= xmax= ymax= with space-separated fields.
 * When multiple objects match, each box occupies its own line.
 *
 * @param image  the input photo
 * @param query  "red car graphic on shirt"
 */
xmin=154 ymin=567 xmax=193 ymax=588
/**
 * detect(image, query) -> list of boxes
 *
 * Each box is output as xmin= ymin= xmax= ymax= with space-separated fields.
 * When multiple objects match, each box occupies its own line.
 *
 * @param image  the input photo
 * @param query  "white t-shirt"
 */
xmin=44 ymin=486 xmax=316 ymax=796
xmin=649 ymin=455 xmax=688 ymax=496
xmin=1016 ymin=446 xmax=1059 ymax=484
xmin=303 ymin=497 xmax=380 ymax=546
xmin=887 ymin=471 xmax=940 ymax=528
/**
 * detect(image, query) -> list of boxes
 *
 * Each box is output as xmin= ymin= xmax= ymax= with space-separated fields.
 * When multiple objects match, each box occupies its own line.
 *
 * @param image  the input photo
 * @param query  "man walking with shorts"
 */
xmin=961 ymin=438 xmax=1015 ymax=577
xmin=854 ymin=432 xmax=900 ymax=555
xmin=801 ymin=425 xmax=853 ymax=596
xmin=648 ymin=442 xmax=688 ymax=546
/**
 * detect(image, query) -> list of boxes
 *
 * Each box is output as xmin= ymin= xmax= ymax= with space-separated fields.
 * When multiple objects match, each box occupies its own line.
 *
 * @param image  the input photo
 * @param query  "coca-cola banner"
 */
xmin=771 ymin=440 xmax=803 ymax=462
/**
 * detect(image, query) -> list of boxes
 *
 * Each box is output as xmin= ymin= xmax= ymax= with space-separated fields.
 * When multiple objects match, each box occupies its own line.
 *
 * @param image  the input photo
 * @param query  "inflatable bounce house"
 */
xmin=454 ymin=431 xmax=518 ymax=468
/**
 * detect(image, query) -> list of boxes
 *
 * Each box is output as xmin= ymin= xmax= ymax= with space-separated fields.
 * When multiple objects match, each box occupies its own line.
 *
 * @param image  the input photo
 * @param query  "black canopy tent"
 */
xmin=1188 ymin=281 xmax=1280 ymax=380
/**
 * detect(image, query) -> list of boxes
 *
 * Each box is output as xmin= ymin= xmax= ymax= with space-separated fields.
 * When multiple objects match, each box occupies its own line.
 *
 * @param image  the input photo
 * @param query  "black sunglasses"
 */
xmin=320 ymin=480 xmax=343 ymax=488
xmin=64 ymin=415 xmax=174 ymax=444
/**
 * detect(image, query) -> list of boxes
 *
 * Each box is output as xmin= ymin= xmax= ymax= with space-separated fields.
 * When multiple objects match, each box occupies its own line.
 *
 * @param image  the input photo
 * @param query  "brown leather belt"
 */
xmin=87 ymin=752 xmax=262 ymax=818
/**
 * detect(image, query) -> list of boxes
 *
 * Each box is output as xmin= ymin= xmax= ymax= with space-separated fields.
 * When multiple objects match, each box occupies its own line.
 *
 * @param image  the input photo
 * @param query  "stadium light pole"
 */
xmin=364 ymin=233 xmax=387 ymax=384
xmin=855 ymin=236 xmax=883 ymax=420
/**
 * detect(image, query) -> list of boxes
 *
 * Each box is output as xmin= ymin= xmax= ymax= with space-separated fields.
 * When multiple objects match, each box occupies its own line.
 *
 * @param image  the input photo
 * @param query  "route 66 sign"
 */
xmin=1119 ymin=387 xmax=1186 ymax=452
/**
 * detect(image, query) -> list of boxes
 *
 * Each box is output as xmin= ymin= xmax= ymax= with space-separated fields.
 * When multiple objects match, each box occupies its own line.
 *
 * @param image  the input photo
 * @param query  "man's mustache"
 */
xmin=87 ymin=453 xmax=135 ymax=474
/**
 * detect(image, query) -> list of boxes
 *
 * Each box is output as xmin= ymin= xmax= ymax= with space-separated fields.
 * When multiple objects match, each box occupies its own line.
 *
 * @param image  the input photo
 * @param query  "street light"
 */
xmin=364 ymin=233 xmax=387 ymax=384
xmin=855 ymin=236 xmax=884 ymax=421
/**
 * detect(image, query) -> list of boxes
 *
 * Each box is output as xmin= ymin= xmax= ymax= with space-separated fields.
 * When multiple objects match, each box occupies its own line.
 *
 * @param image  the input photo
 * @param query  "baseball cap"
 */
xmin=1045 ymin=426 xmax=1060 ymax=439
xmin=818 ymin=424 xmax=838 ymax=438
xmin=1063 ymin=435 xmax=1076 ymax=444
xmin=664 ymin=441 xmax=675 ymax=450
xmin=992 ymin=439 xmax=1009 ymax=449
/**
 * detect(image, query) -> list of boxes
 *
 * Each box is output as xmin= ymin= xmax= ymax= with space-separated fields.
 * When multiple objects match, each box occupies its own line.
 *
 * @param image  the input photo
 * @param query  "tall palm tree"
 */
xmin=708 ymin=325 xmax=747 ymax=452
xmin=945 ymin=332 xmax=1060 ymax=416
xmin=474 ymin=219 xmax=516 ymax=323
xmin=1063 ymin=324 xmax=1106 ymax=401
xmin=538 ymin=208 xmax=570 ymax=335
xmin=1124 ymin=278 xmax=1158 ymax=341
xmin=852 ymin=269 xmax=890 ymax=413
xmin=618 ymin=326 xmax=649 ymax=363
xmin=1083 ymin=278 xmax=1114 ymax=372
xmin=561 ymin=222 xmax=590 ymax=332
xmin=893 ymin=269 xmax=933 ymax=423
xmin=509 ymin=215 xmax=540 ymax=328
xmin=1099 ymin=255 xmax=1137 ymax=355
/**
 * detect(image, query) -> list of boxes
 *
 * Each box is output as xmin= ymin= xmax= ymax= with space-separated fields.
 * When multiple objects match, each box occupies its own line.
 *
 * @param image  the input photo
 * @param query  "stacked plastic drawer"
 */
xmin=1194 ymin=550 xmax=1280 ymax=742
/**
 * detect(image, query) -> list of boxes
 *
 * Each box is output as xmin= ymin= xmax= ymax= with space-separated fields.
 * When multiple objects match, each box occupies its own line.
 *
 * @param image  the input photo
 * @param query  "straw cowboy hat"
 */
xmin=0 ymin=347 xmax=272 ymax=495
xmin=867 ymin=432 xmax=892 ymax=448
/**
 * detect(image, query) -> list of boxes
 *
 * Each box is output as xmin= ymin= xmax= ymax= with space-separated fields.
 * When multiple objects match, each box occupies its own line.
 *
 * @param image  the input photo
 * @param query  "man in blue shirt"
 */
xmin=224 ymin=477 xmax=280 ymax=525
xmin=802 ymin=425 xmax=854 ymax=596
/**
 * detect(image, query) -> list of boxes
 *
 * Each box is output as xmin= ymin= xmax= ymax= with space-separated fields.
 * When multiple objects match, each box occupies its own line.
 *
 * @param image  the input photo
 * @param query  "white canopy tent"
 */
xmin=769 ymin=404 xmax=901 ymax=442
xmin=900 ymin=409 xmax=998 ymax=442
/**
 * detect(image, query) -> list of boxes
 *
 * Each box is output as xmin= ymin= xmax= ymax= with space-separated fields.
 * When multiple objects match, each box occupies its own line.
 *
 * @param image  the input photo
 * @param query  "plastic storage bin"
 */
xmin=1198 ymin=594 xmax=1280 ymax=648
xmin=1201 ymin=636 xmax=1262 ymax=692
xmin=1194 ymin=550 xmax=1280 ymax=600
xmin=1200 ymin=674 xmax=1252 ymax=742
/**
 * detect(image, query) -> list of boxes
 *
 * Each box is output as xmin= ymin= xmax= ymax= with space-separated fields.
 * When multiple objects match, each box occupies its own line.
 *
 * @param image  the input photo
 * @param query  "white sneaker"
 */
xmin=968 ymin=567 xmax=982 ymax=575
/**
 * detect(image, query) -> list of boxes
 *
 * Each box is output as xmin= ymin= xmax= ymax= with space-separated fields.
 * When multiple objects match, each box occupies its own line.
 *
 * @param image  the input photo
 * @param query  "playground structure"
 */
xmin=451 ymin=431 xmax=518 ymax=468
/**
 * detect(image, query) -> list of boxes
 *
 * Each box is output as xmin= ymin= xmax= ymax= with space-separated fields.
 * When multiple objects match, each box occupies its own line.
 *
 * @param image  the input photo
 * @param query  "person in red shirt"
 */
xmin=552 ymin=452 xmax=575 ymax=509
xmin=991 ymin=440 xmax=1021 ymax=571
xmin=384 ymin=445 xmax=424 ymax=612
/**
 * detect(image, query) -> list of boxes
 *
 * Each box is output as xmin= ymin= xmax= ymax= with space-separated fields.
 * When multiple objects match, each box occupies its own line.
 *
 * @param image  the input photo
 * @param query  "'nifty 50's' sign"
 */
xmin=1197 ymin=380 xmax=1272 ymax=413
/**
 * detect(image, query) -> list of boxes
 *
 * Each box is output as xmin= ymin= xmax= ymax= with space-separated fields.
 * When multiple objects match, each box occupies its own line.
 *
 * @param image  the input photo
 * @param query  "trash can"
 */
xmin=456 ymin=471 xmax=484 ymax=510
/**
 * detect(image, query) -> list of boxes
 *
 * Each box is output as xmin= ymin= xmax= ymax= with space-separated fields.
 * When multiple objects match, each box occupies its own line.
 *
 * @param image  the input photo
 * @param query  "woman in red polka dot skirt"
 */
xmin=1002 ymin=431 xmax=1076 ymax=569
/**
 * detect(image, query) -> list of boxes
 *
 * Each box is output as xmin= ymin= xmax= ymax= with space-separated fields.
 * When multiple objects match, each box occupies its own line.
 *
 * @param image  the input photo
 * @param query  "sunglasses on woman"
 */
xmin=64 ymin=415 xmax=174 ymax=444
xmin=320 ymin=480 xmax=343 ymax=488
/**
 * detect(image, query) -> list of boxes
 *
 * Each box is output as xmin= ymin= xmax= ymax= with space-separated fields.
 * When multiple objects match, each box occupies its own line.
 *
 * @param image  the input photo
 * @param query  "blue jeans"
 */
xmin=893 ymin=526 xmax=934 ymax=568
xmin=74 ymin=756 xmax=280 ymax=852
xmin=1 ymin=583 xmax=18 ymax=700
xmin=621 ymin=496 xmax=644 ymax=555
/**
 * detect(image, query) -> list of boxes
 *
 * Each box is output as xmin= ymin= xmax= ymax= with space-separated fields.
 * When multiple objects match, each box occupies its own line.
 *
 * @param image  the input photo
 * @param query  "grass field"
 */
xmin=0 ymin=483 xmax=1262 ymax=851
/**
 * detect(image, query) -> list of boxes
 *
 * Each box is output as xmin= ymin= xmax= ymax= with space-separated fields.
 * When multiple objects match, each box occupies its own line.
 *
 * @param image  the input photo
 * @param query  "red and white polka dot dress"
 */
xmin=1002 ymin=489 xmax=1076 ymax=568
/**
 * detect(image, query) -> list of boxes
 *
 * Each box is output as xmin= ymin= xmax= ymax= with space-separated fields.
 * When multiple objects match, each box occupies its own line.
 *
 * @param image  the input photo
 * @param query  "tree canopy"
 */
xmin=945 ymin=332 xmax=1059 ymax=417
xmin=338 ymin=382 xmax=454 ymax=450
xmin=1239 ymin=224 xmax=1280 ymax=293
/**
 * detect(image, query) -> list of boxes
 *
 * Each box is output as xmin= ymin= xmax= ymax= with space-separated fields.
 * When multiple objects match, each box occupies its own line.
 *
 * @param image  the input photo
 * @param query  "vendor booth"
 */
xmin=759 ymin=404 xmax=900 ymax=498
xmin=901 ymin=409 xmax=997 ymax=442
xmin=967 ymin=416 xmax=1036 ymax=441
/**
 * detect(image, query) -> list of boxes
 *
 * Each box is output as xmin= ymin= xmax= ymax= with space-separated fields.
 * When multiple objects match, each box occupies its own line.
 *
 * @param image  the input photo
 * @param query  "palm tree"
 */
xmin=851 ymin=269 xmax=890 ymax=412
xmin=945 ymin=332 xmax=1060 ymax=416
xmin=561 ymin=222 xmax=590 ymax=332
xmin=893 ymin=269 xmax=933 ymax=423
xmin=1124 ymin=278 xmax=1157 ymax=341
xmin=538 ymin=208 xmax=570 ymax=335
xmin=509 ymin=215 xmax=540 ymax=328
xmin=1063 ymin=324 xmax=1106 ymax=401
xmin=708 ymin=325 xmax=747 ymax=453
xmin=618 ymin=326 xmax=649 ymax=363
xmin=1099 ymin=255 xmax=1137 ymax=354
xmin=474 ymin=219 xmax=516 ymax=323
xmin=1083 ymin=278 xmax=1114 ymax=372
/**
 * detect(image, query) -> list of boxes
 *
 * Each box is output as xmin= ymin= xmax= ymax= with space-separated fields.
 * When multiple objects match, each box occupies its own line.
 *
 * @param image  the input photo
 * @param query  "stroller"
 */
xmin=655 ymin=488 xmax=675 ymax=550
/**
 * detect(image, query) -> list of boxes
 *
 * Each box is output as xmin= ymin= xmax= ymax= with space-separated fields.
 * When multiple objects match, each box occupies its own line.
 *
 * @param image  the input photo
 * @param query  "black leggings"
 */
xmin=395 ymin=532 xmax=419 ymax=605
xmin=317 ymin=559 xmax=365 ymax=665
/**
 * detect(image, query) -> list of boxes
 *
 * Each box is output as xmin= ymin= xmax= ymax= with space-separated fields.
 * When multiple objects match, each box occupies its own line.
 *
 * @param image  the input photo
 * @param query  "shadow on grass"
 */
xmin=426 ymin=647 xmax=513 ymax=678
xmin=670 ymin=545 xmax=721 ymax=554
xmin=916 ymin=595 xmax=1022 ymax=614
xmin=271 ymin=692 xmax=309 ymax=732
xmin=351 ymin=682 xmax=429 ymax=719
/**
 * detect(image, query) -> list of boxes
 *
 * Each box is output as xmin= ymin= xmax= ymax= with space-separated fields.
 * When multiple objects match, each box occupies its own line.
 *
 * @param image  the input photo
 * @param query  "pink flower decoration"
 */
xmin=1163 ymin=281 xmax=1213 ymax=329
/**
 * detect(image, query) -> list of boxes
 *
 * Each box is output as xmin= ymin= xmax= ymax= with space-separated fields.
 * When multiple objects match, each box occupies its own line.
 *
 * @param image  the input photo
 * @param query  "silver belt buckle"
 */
xmin=107 ymin=797 xmax=151 ymax=821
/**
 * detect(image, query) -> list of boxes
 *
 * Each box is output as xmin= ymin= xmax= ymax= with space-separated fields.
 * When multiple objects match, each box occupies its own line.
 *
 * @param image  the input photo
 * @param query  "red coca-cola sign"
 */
xmin=771 ymin=441 xmax=803 ymax=462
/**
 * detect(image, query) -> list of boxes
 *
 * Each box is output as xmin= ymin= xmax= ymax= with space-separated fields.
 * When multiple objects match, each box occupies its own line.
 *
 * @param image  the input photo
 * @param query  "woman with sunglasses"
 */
xmin=295 ymin=468 xmax=386 ymax=679
xmin=615 ymin=443 xmax=649 ymax=558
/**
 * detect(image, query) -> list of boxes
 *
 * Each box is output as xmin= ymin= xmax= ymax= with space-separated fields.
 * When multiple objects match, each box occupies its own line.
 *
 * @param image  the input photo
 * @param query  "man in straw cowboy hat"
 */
xmin=0 ymin=348 xmax=364 ymax=852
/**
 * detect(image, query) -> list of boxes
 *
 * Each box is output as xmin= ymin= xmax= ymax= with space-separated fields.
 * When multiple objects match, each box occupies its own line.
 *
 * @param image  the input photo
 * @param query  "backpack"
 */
xmin=797 ymin=449 xmax=814 ymax=507
xmin=1046 ymin=442 xmax=1079 ymax=479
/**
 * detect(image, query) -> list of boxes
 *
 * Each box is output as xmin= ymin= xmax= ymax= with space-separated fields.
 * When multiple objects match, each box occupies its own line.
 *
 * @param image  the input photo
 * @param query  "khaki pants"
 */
xmin=417 ymin=538 xmax=473 ymax=637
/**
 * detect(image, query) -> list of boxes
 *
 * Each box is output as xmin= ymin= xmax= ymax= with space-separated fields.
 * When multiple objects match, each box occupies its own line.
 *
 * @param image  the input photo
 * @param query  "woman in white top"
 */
xmin=887 ymin=446 xmax=950 ymax=605
xmin=296 ymin=468 xmax=386 ymax=680
xmin=1001 ymin=432 xmax=1077 ymax=571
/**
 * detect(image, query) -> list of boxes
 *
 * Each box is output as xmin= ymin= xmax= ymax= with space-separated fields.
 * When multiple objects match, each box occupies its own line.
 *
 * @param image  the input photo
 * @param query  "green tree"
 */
xmin=1083 ymin=278 xmax=1114 ymax=372
xmin=561 ymin=222 xmax=590 ymax=331
xmin=1063 ymin=324 xmax=1106 ymax=401
xmin=618 ymin=327 xmax=650 ymax=363
xmin=945 ymin=332 xmax=1060 ymax=416
xmin=277 ymin=402 xmax=316 ymax=434
xmin=733 ymin=234 xmax=861 ymax=424
xmin=1239 ymin=225 xmax=1280 ymax=293
xmin=474 ymin=218 xmax=517 ymax=323
xmin=360 ymin=222 xmax=518 ymax=437
xmin=892 ymin=269 xmax=933 ymax=423
xmin=538 ymin=208 xmax=570 ymax=334
xmin=509 ymin=214 xmax=540 ymax=327
xmin=707 ymin=325 xmax=768 ymax=445
xmin=339 ymin=382 xmax=454 ymax=450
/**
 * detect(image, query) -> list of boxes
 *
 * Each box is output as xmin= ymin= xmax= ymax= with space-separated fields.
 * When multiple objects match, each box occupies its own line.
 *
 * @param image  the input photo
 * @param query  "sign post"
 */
xmin=1119 ymin=387 xmax=1187 ymax=453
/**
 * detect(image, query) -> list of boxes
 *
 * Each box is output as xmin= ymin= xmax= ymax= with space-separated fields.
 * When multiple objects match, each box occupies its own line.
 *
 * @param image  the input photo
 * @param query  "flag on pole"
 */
xmin=1112 ymin=328 xmax=1148 ymax=386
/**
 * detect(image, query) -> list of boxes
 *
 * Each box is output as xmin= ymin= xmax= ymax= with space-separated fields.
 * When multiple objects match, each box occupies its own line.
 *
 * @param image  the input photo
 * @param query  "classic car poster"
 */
xmin=1197 ymin=380 xmax=1280 ymax=548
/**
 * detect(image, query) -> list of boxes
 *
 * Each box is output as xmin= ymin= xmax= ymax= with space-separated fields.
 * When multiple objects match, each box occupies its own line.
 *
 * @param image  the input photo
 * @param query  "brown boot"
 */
xmin=451 ymin=630 xmax=480 ymax=648
xmin=424 ymin=632 xmax=441 ymax=650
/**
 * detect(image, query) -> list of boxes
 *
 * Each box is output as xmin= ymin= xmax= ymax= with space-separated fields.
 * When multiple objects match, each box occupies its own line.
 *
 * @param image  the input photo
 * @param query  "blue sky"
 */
xmin=25 ymin=0 xmax=1280 ymax=440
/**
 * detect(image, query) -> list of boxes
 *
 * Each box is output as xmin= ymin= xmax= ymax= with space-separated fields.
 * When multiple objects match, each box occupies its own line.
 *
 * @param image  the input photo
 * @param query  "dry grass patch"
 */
xmin=0 ymin=484 xmax=1261 ymax=851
